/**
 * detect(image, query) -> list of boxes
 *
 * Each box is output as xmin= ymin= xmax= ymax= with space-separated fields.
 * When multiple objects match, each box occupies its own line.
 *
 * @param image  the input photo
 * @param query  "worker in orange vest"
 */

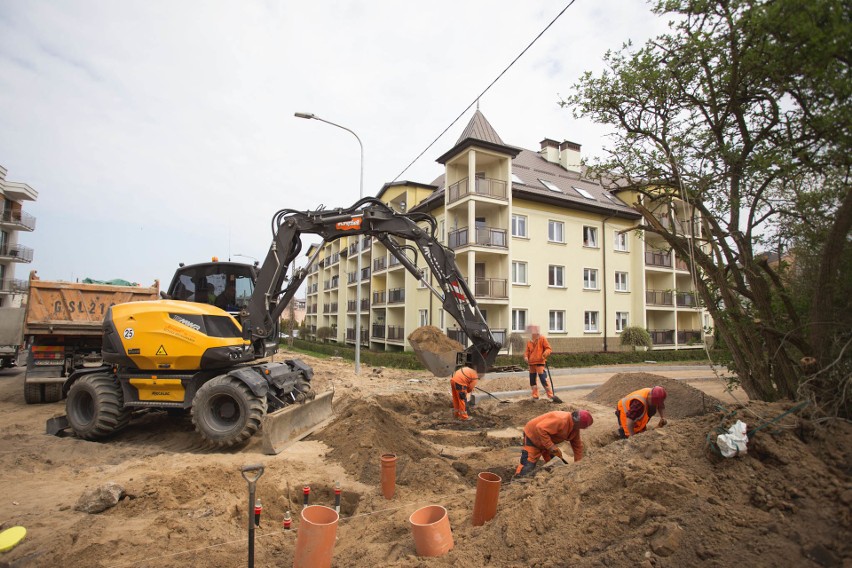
xmin=523 ymin=325 xmax=553 ymax=400
xmin=515 ymin=410 xmax=594 ymax=477
xmin=450 ymin=366 xmax=480 ymax=421
xmin=616 ymin=386 xmax=668 ymax=438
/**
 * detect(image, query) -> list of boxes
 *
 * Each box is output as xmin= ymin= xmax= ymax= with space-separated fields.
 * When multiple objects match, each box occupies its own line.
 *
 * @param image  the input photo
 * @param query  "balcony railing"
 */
xmin=361 ymin=298 xmax=370 ymax=310
xmin=0 ymin=244 xmax=33 ymax=263
xmin=447 ymin=177 xmax=509 ymax=204
xmin=348 ymin=243 xmax=359 ymax=256
xmin=675 ymin=258 xmax=690 ymax=271
xmin=373 ymin=258 xmax=387 ymax=272
xmin=387 ymin=325 xmax=405 ymax=342
xmin=388 ymin=287 xmax=405 ymax=304
xmin=306 ymin=304 xmax=317 ymax=314
xmin=361 ymin=267 xmax=371 ymax=281
xmin=474 ymin=278 xmax=508 ymax=299
xmin=347 ymin=300 xmax=357 ymax=312
xmin=347 ymin=272 xmax=358 ymax=284
xmin=373 ymin=291 xmax=386 ymax=305
xmin=677 ymin=329 xmax=703 ymax=344
xmin=371 ymin=324 xmax=385 ymax=339
xmin=363 ymin=237 xmax=372 ymax=249
xmin=346 ymin=327 xmax=369 ymax=345
xmin=676 ymin=291 xmax=699 ymax=307
xmin=645 ymin=290 xmax=674 ymax=306
xmin=307 ymin=283 xmax=318 ymax=295
xmin=388 ymin=255 xmax=401 ymax=268
xmin=448 ymin=227 xmax=508 ymax=250
xmin=447 ymin=328 xmax=507 ymax=348
xmin=645 ymin=250 xmax=672 ymax=268
xmin=0 ymin=211 xmax=36 ymax=231
xmin=649 ymin=329 xmax=675 ymax=345
xmin=0 ymin=278 xmax=28 ymax=293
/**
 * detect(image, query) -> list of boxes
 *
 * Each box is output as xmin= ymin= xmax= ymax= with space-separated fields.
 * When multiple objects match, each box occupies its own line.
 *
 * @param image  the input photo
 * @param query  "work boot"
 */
xmin=531 ymin=386 xmax=539 ymax=400
xmin=545 ymin=388 xmax=554 ymax=400
xmin=458 ymin=414 xmax=471 ymax=421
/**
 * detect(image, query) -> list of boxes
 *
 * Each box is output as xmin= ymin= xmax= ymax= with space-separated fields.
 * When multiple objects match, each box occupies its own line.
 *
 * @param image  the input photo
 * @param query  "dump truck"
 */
xmin=0 ymin=306 xmax=26 ymax=369
xmin=52 ymin=198 xmax=501 ymax=453
xmin=23 ymin=274 xmax=159 ymax=403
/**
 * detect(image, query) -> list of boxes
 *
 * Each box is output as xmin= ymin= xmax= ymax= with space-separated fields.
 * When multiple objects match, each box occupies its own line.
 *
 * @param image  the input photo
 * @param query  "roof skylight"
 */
xmin=539 ymin=179 xmax=562 ymax=193
xmin=511 ymin=173 xmax=525 ymax=185
xmin=572 ymin=186 xmax=596 ymax=200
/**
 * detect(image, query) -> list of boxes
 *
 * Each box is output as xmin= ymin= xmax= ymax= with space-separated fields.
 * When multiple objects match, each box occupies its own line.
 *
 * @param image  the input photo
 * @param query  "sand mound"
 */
xmin=407 ymin=325 xmax=463 ymax=353
xmin=585 ymin=372 xmax=722 ymax=418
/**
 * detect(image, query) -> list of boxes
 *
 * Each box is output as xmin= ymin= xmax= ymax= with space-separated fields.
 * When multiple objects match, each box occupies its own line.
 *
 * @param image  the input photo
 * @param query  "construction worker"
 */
xmin=515 ymin=410 xmax=594 ymax=477
xmin=523 ymin=325 xmax=553 ymax=399
xmin=450 ymin=366 xmax=479 ymax=421
xmin=616 ymin=386 xmax=668 ymax=438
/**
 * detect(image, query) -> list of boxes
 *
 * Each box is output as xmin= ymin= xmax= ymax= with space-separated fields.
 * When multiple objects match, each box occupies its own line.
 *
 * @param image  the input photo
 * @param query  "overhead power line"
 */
xmin=391 ymin=0 xmax=578 ymax=183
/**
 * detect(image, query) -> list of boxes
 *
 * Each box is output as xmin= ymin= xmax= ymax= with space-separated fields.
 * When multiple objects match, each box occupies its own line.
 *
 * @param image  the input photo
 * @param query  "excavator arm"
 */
xmin=242 ymin=197 xmax=501 ymax=373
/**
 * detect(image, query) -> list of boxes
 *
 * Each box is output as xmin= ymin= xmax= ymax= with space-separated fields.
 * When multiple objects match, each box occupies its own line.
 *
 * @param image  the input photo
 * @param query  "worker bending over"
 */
xmin=450 ymin=366 xmax=480 ymax=421
xmin=524 ymin=325 xmax=553 ymax=400
xmin=616 ymin=386 xmax=667 ymax=438
xmin=515 ymin=410 xmax=593 ymax=477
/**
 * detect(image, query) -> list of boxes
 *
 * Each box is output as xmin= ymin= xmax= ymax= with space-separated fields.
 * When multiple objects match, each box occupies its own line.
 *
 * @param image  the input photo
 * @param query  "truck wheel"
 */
xmin=66 ymin=374 xmax=131 ymax=440
xmin=24 ymin=383 xmax=44 ymax=404
xmin=192 ymin=375 xmax=266 ymax=447
xmin=43 ymin=383 xmax=64 ymax=403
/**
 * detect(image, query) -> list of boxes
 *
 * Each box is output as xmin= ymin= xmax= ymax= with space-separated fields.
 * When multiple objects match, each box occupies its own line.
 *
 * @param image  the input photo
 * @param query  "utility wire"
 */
xmin=391 ymin=0 xmax=578 ymax=183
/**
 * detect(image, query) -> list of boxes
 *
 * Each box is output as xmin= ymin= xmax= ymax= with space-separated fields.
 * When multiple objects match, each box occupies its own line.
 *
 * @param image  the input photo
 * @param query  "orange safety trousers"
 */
xmin=451 ymin=383 xmax=469 ymax=419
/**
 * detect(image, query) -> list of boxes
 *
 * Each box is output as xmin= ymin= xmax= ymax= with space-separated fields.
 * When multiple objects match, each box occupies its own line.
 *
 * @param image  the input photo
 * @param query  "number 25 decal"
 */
xmin=123 ymin=328 xmax=134 ymax=339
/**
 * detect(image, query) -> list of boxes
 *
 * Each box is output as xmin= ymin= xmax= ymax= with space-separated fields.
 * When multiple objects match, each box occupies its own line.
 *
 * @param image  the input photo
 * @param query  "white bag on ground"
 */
xmin=716 ymin=420 xmax=749 ymax=458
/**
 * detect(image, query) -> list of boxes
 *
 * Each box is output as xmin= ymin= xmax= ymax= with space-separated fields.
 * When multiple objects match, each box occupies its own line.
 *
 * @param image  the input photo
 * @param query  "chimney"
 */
xmin=559 ymin=140 xmax=581 ymax=173
xmin=539 ymin=138 xmax=559 ymax=164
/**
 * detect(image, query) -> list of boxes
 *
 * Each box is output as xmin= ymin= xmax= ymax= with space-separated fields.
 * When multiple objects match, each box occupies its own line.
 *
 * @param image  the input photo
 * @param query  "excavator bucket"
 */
xmin=261 ymin=390 xmax=334 ymax=455
xmin=407 ymin=326 xmax=464 ymax=377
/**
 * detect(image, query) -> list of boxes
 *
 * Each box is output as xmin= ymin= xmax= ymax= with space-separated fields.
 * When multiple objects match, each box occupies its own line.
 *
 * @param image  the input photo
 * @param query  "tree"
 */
xmin=564 ymin=0 xmax=851 ymax=417
xmin=620 ymin=327 xmax=653 ymax=352
xmin=316 ymin=326 xmax=334 ymax=343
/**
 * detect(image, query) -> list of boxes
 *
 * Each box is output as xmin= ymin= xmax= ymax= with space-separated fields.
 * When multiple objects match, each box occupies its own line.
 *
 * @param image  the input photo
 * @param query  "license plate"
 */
xmin=34 ymin=360 xmax=62 ymax=366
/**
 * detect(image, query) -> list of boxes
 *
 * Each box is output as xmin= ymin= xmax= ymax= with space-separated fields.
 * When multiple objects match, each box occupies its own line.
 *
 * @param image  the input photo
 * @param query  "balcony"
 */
xmin=387 ymin=325 xmax=405 ymax=342
xmin=387 ymin=287 xmax=405 ymax=304
xmin=446 ymin=328 xmax=507 ymax=349
xmin=649 ymin=329 xmax=675 ymax=345
xmin=447 ymin=177 xmax=509 ymax=204
xmin=0 ymin=211 xmax=36 ymax=231
xmin=347 ymin=300 xmax=358 ymax=312
xmin=0 ymin=244 xmax=33 ymax=263
xmin=676 ymin=291 xmax=699 ymax=308
xmin=474 ymin=278 xmax=508 ymax=299
xmin=307 ymin=283 xmax=318 ymax=295
xmin=388 ymin=255 xmax=401 ymax=268
xmin=347 ymin=272 xmax=358 ymax=284
xmin=677 ymin=329 xmax=704 ymax=344
xmin=348 ymin=242 xmax=359 ymax=256
xmin=448 ymin=227 xmax=508 ymax=250
xmin=363 ymin=237 xmax=372 ymax=249
xmin=346 ymin=327 xmax=370 ymax=346
xmin=361 ymin=298 xmax=370 ymax=310
xmin=306 ymin=304 xmax=317 ymax=314
xmin=646 ymin=290 xmax=674 ymax=306
xmin=645 ymin=250 xmax=672 ymax=268
xmin=0 ymin=278 xmax=28 ymax=294
xmin=373 ymin=258 xmax=387 ymax=272
xmin=675 ymin=258 xmax=690 ymax=271
xmin=373 ymin=291 xmax=386 ymax=305
xmin=371 ymin=323 xmax=386 ymax=339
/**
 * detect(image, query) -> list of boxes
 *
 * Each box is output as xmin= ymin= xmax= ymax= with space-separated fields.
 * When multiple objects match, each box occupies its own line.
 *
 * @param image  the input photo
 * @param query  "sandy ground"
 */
xmin=0 ymin=353 xmax=848 ymax=567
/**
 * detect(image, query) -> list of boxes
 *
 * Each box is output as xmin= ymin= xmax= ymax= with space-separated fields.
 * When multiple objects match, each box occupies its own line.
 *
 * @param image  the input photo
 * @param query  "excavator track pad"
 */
xmin=261 ymin=390 xmax=334 ymax=455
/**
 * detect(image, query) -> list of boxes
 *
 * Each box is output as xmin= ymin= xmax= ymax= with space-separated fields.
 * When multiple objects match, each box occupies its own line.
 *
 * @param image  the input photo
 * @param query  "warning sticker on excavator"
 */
xmin=156 ymin=345 xmax=168 ymax=356
xmin=336 ymin=216 xmax=363 ymax=231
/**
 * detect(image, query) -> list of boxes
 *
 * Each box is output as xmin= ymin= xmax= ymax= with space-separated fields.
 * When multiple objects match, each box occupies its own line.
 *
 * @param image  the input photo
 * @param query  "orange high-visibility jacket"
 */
xmin=450 ymin=367 xmax=479 ymax=393
xmin=523 ymin=411 xmax=584 ymax=462
xmin=617 ymin=388 xmax=652 ymax=436
xmin=525 ymin=336 xmax=552 ymax=366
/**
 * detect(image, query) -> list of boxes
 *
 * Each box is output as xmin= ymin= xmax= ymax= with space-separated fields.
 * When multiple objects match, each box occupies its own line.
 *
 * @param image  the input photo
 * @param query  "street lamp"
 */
xmin=295 ymin=111 xmax=364 ymax=375
xmin=233 ymin=253 xmax=259 ymax=265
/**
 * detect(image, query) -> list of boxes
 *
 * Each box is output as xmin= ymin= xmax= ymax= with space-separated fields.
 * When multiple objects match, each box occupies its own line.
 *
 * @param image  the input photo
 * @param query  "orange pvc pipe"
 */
xmin=409 ymin=505 xmax=454 ymax=557
xmin=471 ymin=471 xmax=502 ymax=526
xmin=293 ymin=505 xmax=339 ymax=568
xmin=380 ymin=453 xmax=397 ymax=500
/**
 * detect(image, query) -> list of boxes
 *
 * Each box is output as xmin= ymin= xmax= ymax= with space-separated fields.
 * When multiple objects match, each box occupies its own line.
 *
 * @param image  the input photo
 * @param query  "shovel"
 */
xmin=241 ymin=464 xmax=264 ymax=568
xmin=545 ymin=361 xmax=563 ymax=403
xmin=475 ymin=386 xmax=512 ymax=404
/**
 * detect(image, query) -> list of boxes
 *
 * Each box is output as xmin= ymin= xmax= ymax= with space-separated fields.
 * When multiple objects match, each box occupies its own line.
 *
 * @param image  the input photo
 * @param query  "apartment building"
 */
xmin=304 ymin=112 xmax=708 ymax=353
xmin=0 ymin=165 xmax=38 ymax=308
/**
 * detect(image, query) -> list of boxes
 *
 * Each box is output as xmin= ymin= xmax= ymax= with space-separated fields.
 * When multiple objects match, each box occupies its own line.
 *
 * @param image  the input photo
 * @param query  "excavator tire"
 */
xmin=192 ymin=375 xmax=267 ymax=447
xmin=66 ymin=373 xmax=131 ymax=440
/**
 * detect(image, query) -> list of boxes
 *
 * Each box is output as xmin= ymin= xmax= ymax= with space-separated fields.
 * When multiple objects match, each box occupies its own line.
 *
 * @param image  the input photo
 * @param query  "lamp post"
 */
xmin=295 ymin=112 xmax=364 ymax=375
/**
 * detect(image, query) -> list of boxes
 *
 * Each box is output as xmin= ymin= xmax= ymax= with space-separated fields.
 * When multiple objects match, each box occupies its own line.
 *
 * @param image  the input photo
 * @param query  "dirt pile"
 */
xmin=585 ymin=372 xmax=722 ymax=418
xmin=407 ymin=325 xmax=463 ymax=353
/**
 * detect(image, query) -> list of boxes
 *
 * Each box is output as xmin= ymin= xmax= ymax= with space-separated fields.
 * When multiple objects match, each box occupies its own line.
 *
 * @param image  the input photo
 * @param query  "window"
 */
xmin=615 ymin=271 xmax=628 ymax=292
xmin=539 ymin=179 xmax=562 ymax=193
xmin=615 ymin=312 xmax=629 ymax=332
xmin=418 ymin=276 xmax=427 ymax=289
xmin=614 ymin=230 xmax=629 ymax=251
xmin=511 ymin=214 xmax=528 ymax=238
xmin=548 ymin=265 xmax=564 ymax=287
xmin=439 ymin=220 xmax=445 ymax=243
xmin=583 ymin=268 xmax=599 ymax=290
xmin=583 ymin=226 xmax=598 ymax=248
xmin=572 ymin=186 xmax=596 ymax=200
xmin=549 ymin=310 xmax=565 ymax=333
xmin=584 ymin=311 xmax=599 ymax=332
xmin=419 ymin=309 xmax=428 ymax=327
xmin=511 ymin=173 xmax=525 ymax=185
xmin=512 ymin=309 xmax=528 ymax=332
xmin=548 ymin=220 xmax=564 ymax=243
xmin=512 ymin=261 xmax=528 ymax=285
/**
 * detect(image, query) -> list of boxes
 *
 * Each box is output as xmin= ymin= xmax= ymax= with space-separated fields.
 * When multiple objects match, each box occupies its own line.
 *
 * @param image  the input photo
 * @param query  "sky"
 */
xmin=0 ymin=0 xmax=669 ymax=289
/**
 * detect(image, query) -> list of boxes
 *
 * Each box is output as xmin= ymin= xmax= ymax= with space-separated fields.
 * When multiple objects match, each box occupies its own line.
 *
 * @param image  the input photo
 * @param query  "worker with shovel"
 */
xmin=524 ymin=325 xmax=553 ymax=400
xmin=616 ymin=386 xmax=668 ymax=439
xmin=450 ymin=366 xmax=480 ymax=421
xmin=515 ymin=410 xmax=594 ymax=477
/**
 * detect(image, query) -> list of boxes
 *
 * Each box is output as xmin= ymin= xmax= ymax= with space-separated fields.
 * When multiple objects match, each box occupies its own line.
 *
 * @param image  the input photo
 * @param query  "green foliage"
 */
xmin=620 ymin=327 xmax=653 ymax=351
xmin=315 ymin=326 xmax=334 ymax=343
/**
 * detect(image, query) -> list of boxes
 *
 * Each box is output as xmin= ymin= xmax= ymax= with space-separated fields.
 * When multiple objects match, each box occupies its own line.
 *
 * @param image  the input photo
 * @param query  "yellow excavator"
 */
xmin=49 ymin=198 xmax=501 ymax=453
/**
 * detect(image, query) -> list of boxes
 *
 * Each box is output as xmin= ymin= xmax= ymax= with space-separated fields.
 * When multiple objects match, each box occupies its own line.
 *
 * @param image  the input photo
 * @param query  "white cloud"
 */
xmin=0 ymin=0 xmax=667 ymax=286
